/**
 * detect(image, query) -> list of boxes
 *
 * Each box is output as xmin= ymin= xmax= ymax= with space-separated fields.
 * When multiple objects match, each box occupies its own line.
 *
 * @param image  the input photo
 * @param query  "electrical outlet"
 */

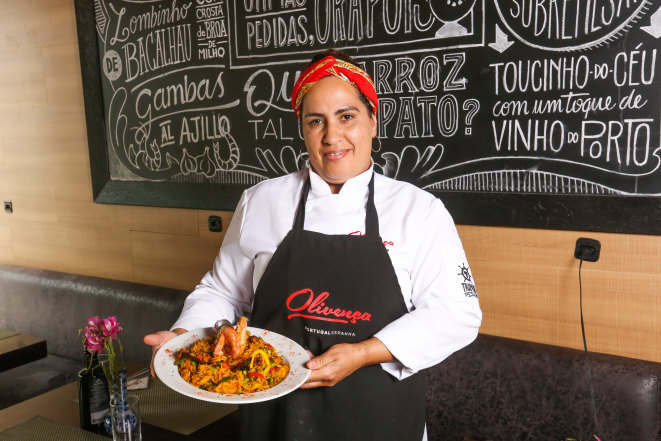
xmin=208 ymin=215 xmax=222 ymax=232
xmin=3 ymin=201 xmax=12 ymax=214
xmin=574 ymin=238 xmax=600 ymax=262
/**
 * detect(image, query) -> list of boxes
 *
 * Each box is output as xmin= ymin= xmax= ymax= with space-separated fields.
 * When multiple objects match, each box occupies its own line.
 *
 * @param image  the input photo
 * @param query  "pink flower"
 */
xmin=80 ymin=315 xmax=122 ymax=356
xmin=84 ymin=333 xmax=107 ymax=354
xmin=87 ymin=316 xmax=103 ymax=332
xmin=101 ymin=316 xmax=122 ymax=338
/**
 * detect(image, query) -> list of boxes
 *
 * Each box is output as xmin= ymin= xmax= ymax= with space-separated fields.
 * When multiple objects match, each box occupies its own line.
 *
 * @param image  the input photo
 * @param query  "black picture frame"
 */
xmin=73 ymin=0 xmax=661 ymax=235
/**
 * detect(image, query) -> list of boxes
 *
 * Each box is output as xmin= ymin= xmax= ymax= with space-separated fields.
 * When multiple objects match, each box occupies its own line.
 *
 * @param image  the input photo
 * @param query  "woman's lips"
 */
xmin=323 ymin=150 xmax=349 ymax=162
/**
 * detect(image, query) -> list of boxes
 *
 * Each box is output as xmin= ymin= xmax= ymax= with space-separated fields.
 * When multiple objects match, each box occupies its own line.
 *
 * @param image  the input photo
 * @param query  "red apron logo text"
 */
xmin=286 ymin=289 xmax=372 ymax=324
xmin=349 ymin=231 xmax=395 ymax=250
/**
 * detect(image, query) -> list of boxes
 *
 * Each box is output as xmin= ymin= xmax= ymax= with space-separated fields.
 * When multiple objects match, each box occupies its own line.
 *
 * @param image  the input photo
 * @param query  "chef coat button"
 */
xmin=305 ymin=203 xmax=314 ymax=212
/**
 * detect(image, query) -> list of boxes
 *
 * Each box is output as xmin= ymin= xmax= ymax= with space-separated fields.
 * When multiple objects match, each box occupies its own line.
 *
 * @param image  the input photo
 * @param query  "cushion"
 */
xmin=0 ymin=263 xmax=189 ymax=365
xmin=425 ymin=334 xmax=661 ymax=441
xmin=0 ymin=355 xmax=81 ymax=410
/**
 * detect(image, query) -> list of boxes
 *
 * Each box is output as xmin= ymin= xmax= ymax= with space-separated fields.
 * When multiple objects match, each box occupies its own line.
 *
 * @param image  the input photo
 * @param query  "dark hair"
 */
xmin=300 ymin=49 xmax=375 ymax=119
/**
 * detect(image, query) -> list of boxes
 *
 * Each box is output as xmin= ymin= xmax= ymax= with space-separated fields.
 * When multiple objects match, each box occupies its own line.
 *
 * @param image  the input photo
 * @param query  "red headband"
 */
xmin=291 ymin=56 xmax=378 ymax=118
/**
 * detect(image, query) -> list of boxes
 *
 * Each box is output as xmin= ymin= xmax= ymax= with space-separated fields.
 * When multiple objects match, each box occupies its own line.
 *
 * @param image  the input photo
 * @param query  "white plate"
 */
xmin=154 ymin=327 xmax=311 ymax=404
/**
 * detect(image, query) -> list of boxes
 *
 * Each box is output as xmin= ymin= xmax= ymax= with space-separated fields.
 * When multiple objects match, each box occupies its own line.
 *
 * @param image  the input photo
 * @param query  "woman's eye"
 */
xmin=341 ymin=114 xmax=354 ymax=121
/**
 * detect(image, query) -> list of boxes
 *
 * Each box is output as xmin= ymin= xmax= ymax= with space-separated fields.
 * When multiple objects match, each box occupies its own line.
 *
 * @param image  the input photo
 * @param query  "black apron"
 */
xmin=241 ymin=172 xmax=426 ymax=441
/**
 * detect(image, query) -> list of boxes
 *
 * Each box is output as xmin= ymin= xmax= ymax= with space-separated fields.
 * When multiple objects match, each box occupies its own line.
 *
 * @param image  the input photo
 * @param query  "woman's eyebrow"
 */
xmin=335 ymin=106 xmax=359 ymax=115
xmin=304 ymin=106 xmax=358 ymax=118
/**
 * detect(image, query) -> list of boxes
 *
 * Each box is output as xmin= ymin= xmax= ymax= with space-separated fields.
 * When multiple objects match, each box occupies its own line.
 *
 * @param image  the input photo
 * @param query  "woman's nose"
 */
xmin=323 ymin=121 xmax=342 ymax=145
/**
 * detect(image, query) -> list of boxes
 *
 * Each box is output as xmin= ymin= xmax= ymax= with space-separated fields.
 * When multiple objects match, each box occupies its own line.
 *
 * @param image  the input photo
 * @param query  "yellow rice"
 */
xmin=175 ymin=332 xmax=290 ymax=394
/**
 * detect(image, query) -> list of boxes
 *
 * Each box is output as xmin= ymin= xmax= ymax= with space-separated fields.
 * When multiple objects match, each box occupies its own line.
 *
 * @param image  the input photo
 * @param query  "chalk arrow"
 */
xmin=489 ymin=24 xmax=514 ymax=53
xmin=641 ymin=6 xmax=661 ymax=38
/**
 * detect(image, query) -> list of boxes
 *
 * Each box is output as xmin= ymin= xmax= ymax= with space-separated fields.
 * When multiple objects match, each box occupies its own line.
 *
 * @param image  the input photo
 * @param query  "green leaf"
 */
xmin=118 ymin=338 xmax=124 ymax=364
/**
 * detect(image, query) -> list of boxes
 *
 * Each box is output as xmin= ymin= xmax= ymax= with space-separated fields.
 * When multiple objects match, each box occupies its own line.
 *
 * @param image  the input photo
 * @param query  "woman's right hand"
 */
xmin=144 ymin=328 xmax=188 ymax=378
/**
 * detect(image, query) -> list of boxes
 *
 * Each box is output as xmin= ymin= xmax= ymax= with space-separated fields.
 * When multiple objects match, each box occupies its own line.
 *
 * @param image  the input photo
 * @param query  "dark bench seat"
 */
xmin=0 ymin=263 xmax=188 ymax=410
xmin=0 ymin=355 xmax=81 ymax=410
xmin=426 ymin=334 xmax=661 ymax=440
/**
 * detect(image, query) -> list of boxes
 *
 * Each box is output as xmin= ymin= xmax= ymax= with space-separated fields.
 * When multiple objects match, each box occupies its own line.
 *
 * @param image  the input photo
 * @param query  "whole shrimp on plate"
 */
xmin=213 ymin=316 xmax=249 ymax=359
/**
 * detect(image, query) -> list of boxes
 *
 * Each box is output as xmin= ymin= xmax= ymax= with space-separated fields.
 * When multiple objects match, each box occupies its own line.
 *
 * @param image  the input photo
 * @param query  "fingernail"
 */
xmin=308 ymin=360 xmax=317 ymax=369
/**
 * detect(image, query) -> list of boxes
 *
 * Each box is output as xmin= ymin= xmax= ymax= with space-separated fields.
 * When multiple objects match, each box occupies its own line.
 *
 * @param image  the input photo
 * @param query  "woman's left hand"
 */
xmin=300 ymin=337 xmax=394 ymax=389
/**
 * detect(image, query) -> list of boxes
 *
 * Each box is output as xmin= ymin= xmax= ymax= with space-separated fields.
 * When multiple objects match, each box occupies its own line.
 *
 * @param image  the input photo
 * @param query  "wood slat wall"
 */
xmin=0 ymin=0 xmax=659 ymax=362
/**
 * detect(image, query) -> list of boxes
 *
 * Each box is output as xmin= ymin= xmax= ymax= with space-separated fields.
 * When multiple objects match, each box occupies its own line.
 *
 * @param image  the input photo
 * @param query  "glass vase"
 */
xmin=109 ymin=394 xmax=142 ymax=441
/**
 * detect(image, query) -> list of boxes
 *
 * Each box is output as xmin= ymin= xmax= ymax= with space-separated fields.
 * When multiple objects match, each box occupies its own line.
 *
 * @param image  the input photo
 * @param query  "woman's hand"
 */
xmin=144 ymin=328 xmax=188 ymax=378
xmin=300 ymin=337 xmax=394 ymax=389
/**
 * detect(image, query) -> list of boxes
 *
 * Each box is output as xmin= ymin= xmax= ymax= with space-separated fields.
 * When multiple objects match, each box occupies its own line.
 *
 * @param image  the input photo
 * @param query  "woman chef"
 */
xmin=145 ymin=49 xmax=482 ymax=441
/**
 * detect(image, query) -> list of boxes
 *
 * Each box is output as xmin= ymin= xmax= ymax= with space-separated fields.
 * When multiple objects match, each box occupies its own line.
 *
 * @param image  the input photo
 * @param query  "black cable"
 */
xmin=579 ymin=256 xmax=600 ymax=436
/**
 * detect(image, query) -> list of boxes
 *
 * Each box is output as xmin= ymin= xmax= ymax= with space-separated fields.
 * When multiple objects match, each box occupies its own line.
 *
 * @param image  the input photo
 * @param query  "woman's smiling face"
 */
xmin=301 ymin=76 xmax=376 ymax=192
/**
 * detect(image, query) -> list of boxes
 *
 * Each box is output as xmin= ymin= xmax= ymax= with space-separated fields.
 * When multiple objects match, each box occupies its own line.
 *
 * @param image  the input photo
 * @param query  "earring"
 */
xmin=372 ymin=137 xmax=382 ymax=153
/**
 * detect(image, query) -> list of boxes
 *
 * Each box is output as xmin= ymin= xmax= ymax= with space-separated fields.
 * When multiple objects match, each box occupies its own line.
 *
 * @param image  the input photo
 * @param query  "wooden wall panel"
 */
xmin=0 ymin=0 xmax=659 ymax=364
xmin=56 ymin=201 xmax=200 ymax=237
xmin=53 ymin=164 xmax=94 ymax=203
xmin=0 ymin=217 xmax=14 ymax=263
xmin=471 ymin=260 xmax=559 ymax=323
xmin=0 ymin=48 xmax=48 ymax=110
xmin=131 ymin=221 xmax=228 ymax=291
xmin=459 ymin=225 xmax=661 ymax=276
xmin=0 ymin=0 xmax=76 ymax=50
xmin=462 ymin=223 xmax=661 ymax=361
xmin=11 ymin=220 xmax=134 ymax=282
xmin=0 ymin=165 xmax=57 ymax=223
xmin=42 ymin=43 xmax=84 ymax=108
xmin=0 ymin=116 xmax=4 ymax=165
xmin=0 ymin=107 xmax=89 ymax=167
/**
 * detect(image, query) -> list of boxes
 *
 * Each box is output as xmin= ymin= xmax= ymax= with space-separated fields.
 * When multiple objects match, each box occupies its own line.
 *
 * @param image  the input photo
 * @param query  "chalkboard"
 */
xmin=74 ymin=0 xmax=661 ymax=234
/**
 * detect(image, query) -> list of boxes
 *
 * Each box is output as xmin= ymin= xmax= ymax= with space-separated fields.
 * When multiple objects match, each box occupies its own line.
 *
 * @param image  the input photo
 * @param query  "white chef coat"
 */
xmin=172 ymin=164 xmax=482 ymax=381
